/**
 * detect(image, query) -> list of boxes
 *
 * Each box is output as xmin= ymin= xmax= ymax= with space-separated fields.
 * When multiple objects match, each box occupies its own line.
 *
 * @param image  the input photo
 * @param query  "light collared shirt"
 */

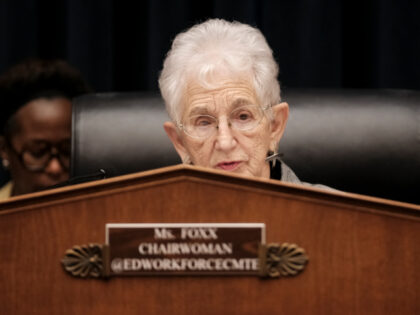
xmin=0 ymin=181 xmax=13 ymax=201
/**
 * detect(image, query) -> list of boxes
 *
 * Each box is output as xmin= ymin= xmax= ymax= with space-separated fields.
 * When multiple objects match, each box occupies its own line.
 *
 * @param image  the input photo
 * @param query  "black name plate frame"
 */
xmin=106 ymin=223 xmax=265 ymax=276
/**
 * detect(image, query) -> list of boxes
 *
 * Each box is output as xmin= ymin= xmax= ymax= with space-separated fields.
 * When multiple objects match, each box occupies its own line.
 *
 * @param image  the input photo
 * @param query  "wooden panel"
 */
xmin=1 ymin=165 xmax=419 ymax=315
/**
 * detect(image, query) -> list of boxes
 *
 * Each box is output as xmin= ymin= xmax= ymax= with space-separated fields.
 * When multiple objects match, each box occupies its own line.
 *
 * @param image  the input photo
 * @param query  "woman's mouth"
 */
xmin=216 ymin=161 xmax=241 ymax=171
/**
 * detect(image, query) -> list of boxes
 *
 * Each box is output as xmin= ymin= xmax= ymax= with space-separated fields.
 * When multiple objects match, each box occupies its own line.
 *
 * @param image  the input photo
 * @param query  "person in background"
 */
xmin=0 ymin=58 xmax=91 ymax=200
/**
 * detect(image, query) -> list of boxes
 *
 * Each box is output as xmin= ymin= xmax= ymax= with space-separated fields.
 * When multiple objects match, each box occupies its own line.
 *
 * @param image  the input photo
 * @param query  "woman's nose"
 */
xmin=215 ymin=119 xmax=237 ymax=151
xmin=44 ymin=157 xmax=65 ymax=176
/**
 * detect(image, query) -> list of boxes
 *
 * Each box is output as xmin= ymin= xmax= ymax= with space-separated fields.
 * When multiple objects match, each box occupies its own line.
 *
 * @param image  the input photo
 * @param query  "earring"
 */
xmin=265 ymin=151 xmax=282 ymax=167
xmin=2 ymin=159 xmax=10 ymax=169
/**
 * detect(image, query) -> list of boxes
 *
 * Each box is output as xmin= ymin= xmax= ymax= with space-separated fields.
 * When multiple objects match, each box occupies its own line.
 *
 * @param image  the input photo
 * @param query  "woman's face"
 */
xmin=1 ymin=97 xmax=71 ymax=196
xmin=164 ymin=78 xmax=288 ymax=179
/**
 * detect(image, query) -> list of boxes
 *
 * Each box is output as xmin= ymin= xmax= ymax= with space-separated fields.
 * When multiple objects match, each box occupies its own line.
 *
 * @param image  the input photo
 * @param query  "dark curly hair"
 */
xmin=0 ymin=58 xmax=92 ymax=135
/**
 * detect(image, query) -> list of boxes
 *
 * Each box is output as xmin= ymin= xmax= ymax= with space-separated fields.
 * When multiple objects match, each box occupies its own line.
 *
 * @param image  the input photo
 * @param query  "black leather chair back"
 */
xmin=280 ymin=89 xmax=419 ymax=204
xmin=71 ymin=89 xmax=420 ymax=204
xmin=71 ymin=92 xmax=180 ymax=178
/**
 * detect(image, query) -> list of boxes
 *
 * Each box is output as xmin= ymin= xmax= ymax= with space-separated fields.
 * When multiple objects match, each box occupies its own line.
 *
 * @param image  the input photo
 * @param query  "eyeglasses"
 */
xmin=7 ymin=140 xmax=70 ymax=172
xmin=178 ymin=104 xmax=271 ymax=139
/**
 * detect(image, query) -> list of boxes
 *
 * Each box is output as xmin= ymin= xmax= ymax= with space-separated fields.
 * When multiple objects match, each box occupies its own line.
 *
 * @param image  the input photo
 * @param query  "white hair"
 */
xmin=158 ymin=19 xmax=281 ymax=123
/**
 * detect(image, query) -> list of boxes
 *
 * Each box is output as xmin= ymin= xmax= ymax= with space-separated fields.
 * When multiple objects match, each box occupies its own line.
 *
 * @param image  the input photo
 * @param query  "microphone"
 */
xmin=47 ymin=169 xmax=107 ymax=190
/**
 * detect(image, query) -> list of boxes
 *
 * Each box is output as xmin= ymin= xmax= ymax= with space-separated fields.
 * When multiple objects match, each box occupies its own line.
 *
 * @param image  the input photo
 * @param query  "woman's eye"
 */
xmin=234 ymin=111 xmax=253 ymax=122
xmin=58 ymin=142 xmax=71 ymax=155
xmin=29 ymin=148 xmax=48 ymax=158
xmin=194 ymin=117 xmax=213 ymax=127
xmin=239 ymin=113 xmax=251 ymax=120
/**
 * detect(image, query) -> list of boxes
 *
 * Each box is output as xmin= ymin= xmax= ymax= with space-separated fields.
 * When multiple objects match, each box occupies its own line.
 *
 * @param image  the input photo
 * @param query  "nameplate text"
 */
xmin=106 ymin=223 xmax=265 ymax=276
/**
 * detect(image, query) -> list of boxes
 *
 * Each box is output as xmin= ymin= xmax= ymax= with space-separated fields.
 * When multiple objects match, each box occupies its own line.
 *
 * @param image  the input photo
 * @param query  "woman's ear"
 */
xmin=269 ymin=102 xmax=289 ymax=151
xmin=0 ymin=136 xmax=11 ymax=169
xmin=163 ymin=122 xmax=190 ymax=164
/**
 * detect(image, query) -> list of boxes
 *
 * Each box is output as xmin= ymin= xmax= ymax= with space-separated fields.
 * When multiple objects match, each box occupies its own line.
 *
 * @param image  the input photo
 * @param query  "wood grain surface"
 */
xmin=1 ymin=165 xmax=419 ymax=315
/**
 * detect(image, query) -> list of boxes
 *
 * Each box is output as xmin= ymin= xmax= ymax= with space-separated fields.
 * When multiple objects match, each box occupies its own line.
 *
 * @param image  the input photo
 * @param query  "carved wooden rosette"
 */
xmin=61 ymin=243 xmax=109 ymax=278
xmin=259 ymin=243 xmax=309 ymax=278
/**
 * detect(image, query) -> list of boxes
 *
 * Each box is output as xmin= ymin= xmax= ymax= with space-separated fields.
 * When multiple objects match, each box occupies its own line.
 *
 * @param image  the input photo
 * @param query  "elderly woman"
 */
xmin=159 ymin=19 xmax=308 ymax=184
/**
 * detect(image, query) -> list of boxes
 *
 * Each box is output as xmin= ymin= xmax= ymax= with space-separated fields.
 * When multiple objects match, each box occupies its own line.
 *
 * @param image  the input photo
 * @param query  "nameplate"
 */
xmin=106 ymin=223 xmax=265 ymax=276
